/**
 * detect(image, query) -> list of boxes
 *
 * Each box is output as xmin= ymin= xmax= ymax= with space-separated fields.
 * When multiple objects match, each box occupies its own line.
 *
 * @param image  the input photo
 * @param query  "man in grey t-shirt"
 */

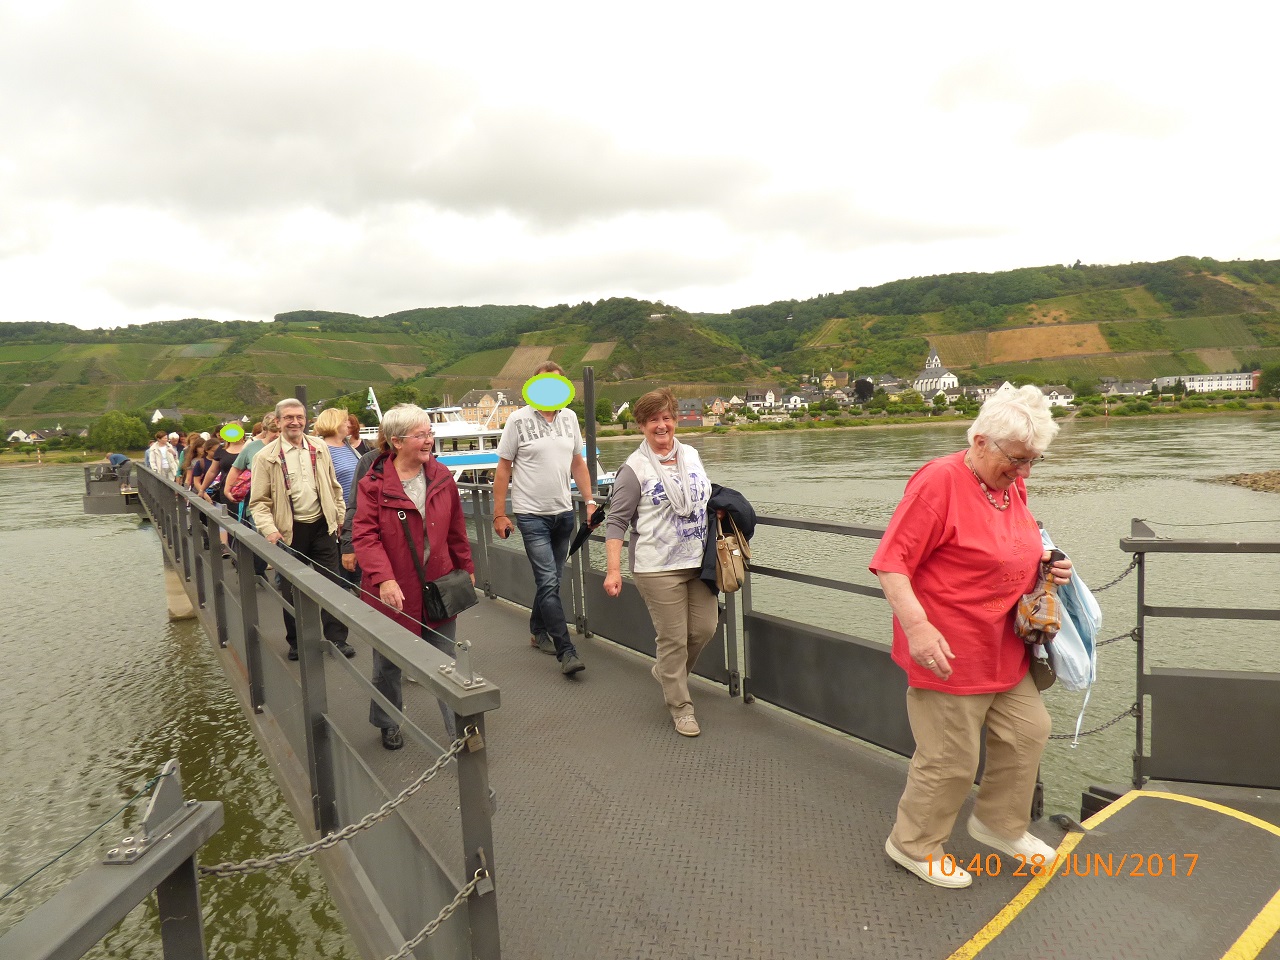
xmin=493 ymin=362 xmax=597 ymax=676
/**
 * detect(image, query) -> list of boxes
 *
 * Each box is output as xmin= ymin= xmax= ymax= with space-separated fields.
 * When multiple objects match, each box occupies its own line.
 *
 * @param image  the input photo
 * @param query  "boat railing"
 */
xmin=1120 ymin=519 xmax=1280 ymax=792
xmin=0 ymin=760 xmax=223 ymax=960
xmin=131 ymin=465 xmax=502 ymax=959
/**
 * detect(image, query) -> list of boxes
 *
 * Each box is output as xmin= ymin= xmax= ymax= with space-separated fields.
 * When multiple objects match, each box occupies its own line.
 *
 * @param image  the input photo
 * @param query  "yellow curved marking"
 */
xmin=946 ymin=790 xmax=1280 ymax=960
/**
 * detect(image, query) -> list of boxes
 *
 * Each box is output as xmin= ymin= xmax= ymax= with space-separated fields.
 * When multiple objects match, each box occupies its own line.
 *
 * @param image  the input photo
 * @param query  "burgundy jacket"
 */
xmin=352 ymin=453 xmax=474 ymax=632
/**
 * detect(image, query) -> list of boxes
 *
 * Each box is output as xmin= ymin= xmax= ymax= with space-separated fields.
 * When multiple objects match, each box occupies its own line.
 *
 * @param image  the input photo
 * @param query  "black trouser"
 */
xmin=281 ymin=517 xmax=349 ymax=650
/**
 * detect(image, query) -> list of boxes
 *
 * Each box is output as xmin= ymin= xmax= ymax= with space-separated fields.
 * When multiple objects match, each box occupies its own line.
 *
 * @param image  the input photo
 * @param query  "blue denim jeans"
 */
xmin=515 ymin=511 xmax=577 ymax=660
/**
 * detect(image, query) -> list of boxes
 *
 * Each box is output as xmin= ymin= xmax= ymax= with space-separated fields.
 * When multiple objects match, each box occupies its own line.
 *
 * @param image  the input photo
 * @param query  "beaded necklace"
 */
xmin=964 ymin=454 xmax=1010 ymax=511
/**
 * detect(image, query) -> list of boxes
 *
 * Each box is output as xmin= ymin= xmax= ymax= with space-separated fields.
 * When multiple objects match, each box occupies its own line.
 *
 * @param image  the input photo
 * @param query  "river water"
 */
xmin=2 ymin=413 xmax=1278 ymax=955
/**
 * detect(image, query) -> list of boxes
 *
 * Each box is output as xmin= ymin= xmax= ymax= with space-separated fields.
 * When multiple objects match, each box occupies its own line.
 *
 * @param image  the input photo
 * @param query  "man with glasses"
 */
xmin=493 ymin=361 xmax=597 ymax=676
xmin=249 ymin=398 xmax=356 ymax=661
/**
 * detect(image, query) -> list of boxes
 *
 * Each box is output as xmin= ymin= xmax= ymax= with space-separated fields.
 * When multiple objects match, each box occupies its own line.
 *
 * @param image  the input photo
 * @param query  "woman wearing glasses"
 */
xmin=353 ymin=404 xmax=475 ymax=751
xmin=871 ymin=385 xmax=1073 ymax=888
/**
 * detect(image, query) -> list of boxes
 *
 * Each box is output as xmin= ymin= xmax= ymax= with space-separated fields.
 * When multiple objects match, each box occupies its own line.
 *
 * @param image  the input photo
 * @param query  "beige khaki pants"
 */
xmin=889 ymin=672 xmax=1051 ymax=861
xmin=633 ymin=567 xmax=720 ymax=718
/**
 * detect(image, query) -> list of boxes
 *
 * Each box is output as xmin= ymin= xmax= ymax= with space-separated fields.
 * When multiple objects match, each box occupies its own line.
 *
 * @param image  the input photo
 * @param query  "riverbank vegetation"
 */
xmin=4 ymin=255 xmax=1280 ymax=432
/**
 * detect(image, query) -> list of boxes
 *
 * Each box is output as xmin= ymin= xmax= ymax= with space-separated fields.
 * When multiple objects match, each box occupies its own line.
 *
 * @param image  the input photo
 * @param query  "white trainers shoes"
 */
xmin=967 ymin=815 xmax=1059 ymax=862
xmin=884 ymin=838 xmax=973 ymax=888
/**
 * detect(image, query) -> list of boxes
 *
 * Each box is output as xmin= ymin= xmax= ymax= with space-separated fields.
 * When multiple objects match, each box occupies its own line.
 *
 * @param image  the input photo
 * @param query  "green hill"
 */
xmin=3 ymin=256 xmax=1279 ymax=429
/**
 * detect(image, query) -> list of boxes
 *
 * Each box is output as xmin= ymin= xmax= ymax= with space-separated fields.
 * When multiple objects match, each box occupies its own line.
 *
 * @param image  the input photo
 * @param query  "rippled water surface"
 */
xmin=4 ymin=414 xmax=1279 ymax=953
xmin=0 ymin=466 xmax=356 ymax=958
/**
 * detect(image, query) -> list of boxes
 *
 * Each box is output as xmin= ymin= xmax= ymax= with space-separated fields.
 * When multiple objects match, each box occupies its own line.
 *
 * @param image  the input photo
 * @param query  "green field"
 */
xmin=521 ymin=325 xmax=590 ymax=346
xmin=1163 ymin=315 xmax=1258 ymax=349
xmin=0 ymin=344 xmax=62 ymax=362
xmin=436 ymin=348 xmax=515 ymax=377
xmin=248 ymin=333 xmax=425 ymax=366
xmin=972 ymin=353 xmax=1210 ymax=384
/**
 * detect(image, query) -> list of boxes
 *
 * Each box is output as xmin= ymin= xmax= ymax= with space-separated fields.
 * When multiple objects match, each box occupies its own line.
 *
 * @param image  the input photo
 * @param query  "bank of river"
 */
xmin=3 ymin=413 xmax=1278 ymax=956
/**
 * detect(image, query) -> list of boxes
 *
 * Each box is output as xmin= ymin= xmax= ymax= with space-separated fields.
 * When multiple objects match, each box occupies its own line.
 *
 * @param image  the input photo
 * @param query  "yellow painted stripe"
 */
xmin=945 ymin=833 xmax=1083 ymax=960
xmin=1221 ymin=887 xmax=1280 ymax=960
xmin=945 ymin=790 xmax=1280 ymax=960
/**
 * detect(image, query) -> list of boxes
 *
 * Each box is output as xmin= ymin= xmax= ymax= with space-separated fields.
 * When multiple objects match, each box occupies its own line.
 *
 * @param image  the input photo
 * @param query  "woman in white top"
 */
xmin=604 ymin=389 xmax=717 ymax=738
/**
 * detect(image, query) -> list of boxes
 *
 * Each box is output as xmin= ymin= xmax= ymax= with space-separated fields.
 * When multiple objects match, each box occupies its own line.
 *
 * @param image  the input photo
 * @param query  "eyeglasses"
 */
xmin=990 ymin=438 xmax=1045 ymax=468
xmin=398 ymin=432 xmax=435 ymax=443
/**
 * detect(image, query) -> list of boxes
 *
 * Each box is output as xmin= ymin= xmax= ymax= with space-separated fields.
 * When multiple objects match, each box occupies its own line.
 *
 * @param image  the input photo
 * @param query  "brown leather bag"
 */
xmin=715 ymin=515 xmax=751 ymax=594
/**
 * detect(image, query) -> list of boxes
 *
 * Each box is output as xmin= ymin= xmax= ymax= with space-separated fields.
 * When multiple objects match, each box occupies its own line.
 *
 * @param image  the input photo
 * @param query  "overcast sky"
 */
xmin=2 ymin=1 xmax=1278 ymax=330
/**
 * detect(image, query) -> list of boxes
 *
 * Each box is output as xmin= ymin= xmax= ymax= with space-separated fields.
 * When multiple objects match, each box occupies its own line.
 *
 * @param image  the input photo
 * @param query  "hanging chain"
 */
xmin=1048 ymin=704 xmax=1138 ymax=740
xmin=199 ymin=728 xmax=473 ymax=877
xmin=383 ymin=868 xmax=491 ymax=960
xmin=1090 ymin=555 xmax=1139 ymax=593
xmin=1096 ymin=627 xmax=1138 ymax=647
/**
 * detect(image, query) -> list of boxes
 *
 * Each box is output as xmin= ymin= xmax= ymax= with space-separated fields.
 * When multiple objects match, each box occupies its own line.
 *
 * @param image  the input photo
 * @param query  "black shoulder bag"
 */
xmin=396 ymin=509 xmax=478 ymax=622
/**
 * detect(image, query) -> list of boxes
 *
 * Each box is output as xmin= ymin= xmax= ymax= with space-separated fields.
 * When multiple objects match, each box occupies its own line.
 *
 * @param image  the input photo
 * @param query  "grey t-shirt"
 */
xmin=496 ymin=406 xmax=581 ymax=515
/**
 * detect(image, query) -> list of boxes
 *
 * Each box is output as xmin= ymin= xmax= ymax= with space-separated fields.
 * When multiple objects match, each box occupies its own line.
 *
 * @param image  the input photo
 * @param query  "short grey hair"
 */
xmin=275 ymin=398 xmax=305 ymax=419
xmin=967 ymin=385 xmax=1059 ymax=452
xmin=380 ymin=404 xmax=429 ymax=449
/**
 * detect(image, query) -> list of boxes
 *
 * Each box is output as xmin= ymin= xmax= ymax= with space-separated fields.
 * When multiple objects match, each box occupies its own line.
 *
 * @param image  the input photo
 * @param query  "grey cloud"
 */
xmin=0 ymin=4 xmax=761 ymax=228
xmin=730 ymin=192 xmax=1004 ymax=250
xmin=934 ymin=59 xmax=1180 ymax=146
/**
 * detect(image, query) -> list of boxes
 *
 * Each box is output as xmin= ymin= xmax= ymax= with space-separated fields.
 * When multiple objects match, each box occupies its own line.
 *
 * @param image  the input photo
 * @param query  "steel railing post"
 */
xmin=235 ymin=535 xmax=266 ymax=713
xmin=295 ymin=591 xmax=338 ymax=834
xmin=471 ymin=488 xmax=494 ymax=598
xmin=210 ymin=507 xmax=229 ymax=648
xmin=724 ymin=589 xmax=741 ymax=698
xmin=1133 ymin=551 xmax=1147 ymax=789
xmin=155 ymin=855 xmax=209 ymax=960
xmin=456 ymin=716 xmax=501 ymax=960
xmin=740 ymin=570 xmax=755 ymax=703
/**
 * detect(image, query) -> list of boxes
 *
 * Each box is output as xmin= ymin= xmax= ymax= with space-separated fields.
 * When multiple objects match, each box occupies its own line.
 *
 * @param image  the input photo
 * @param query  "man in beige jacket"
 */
xmin=249 ymin=398 xmax=355 ymax=660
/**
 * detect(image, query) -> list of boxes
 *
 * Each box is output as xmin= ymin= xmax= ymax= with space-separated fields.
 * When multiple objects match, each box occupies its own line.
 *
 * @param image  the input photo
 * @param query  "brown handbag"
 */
xmin=715 ymin=515 xmax=751 ymax=594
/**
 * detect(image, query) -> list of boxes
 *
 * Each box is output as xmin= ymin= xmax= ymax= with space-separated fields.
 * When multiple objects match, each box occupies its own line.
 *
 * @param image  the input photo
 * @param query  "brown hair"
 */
xmin=250 ymin=421 xmax=264 ymax=437
xmin=633 ymin=388 xmax=678 ymax=426
xmin=534 ymin=361 xmax=566 ymax=376
xmin=154 ymin=431 xmax=167 ymax=442
xmin=347 ymin=413 xmax=362 ymax=439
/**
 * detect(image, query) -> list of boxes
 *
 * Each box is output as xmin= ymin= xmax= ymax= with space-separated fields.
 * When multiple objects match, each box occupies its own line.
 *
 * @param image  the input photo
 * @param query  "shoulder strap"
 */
xmin=398 ymin=510 xmax=428 ymax=589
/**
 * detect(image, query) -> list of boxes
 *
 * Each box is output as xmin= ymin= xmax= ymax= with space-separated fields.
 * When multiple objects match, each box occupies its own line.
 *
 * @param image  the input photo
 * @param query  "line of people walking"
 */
xmin=171 ymin=379 xmax=1070 ymax=894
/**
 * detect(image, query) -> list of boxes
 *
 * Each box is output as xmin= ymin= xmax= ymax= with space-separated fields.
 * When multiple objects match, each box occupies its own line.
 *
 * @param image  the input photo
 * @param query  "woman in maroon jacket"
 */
xmin=352 ymin=404 xmax=475 ymax=751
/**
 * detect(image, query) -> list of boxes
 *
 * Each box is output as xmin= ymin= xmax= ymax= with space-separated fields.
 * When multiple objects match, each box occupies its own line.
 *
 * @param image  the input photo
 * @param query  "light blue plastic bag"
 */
xmin=1033 ymin=529 xmax=1102 ymax=744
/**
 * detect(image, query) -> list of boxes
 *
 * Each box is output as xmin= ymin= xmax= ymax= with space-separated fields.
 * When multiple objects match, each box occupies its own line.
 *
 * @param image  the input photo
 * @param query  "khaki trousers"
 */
xmin=633 ymin=567 xmax=720 ymax=718
xmin=889 ymin=672 xmax=1050 ymax=861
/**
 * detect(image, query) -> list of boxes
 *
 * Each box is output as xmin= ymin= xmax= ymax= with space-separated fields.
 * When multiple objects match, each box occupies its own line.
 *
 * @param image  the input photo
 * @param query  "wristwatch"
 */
xmin=585 ymin=499 xmax=597 ymax=506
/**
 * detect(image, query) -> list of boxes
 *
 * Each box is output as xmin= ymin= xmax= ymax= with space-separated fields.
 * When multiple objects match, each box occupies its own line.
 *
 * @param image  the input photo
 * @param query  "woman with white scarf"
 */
xmin=604 ymin=389 xmax=717 ymax=737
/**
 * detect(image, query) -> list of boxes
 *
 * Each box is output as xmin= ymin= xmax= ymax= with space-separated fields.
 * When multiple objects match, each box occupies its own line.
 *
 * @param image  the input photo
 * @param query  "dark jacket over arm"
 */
xmin=700 ymin=484 xmax=756 ymax=595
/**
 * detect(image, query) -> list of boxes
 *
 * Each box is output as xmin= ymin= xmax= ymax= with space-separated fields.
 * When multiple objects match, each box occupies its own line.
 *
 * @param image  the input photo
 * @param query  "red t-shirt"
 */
xmin=869 ymin=450 xmax=1042 ymax=694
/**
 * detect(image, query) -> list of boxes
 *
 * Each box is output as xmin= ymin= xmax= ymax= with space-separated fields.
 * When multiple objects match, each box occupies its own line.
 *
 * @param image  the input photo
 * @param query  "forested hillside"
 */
xmin=2 ymin=256 xmax=1278 ymax=428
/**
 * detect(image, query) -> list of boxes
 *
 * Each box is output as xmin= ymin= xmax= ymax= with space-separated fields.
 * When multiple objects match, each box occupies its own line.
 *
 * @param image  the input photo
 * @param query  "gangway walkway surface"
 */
xmin=276 ymin=588 xmax=1061 ymax=960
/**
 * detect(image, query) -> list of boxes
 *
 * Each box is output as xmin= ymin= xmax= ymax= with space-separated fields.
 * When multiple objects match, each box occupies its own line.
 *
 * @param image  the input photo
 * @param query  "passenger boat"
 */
xmin=358 ymin=390 xmax=614 ymax=493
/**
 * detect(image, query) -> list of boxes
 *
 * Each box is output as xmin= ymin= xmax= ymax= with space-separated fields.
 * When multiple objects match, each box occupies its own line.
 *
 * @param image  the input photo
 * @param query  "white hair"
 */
xmin=967 ymin=384 xmax=1059 ymax=452
xmin=380 ymin=404 xmax=429 ymax=448
xmin=275 ymin=398 xmax=305 ymax=419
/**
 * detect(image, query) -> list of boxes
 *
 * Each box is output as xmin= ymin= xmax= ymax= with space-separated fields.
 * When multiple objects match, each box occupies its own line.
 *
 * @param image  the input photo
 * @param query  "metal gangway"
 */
xmin=9 ymin=465 xmax=1280 ymax=959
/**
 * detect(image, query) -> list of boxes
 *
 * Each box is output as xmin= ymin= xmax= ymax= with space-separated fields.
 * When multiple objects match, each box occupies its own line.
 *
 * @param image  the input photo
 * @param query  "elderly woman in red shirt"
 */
xmin=870 ymin=385 xmax=1072 ymax=889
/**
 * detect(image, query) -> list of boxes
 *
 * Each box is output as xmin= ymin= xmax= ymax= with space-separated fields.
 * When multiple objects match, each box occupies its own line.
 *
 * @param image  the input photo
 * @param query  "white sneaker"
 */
xmin=884 ymin=837 xmax=972 ymax=888
xmin=967 ymin=815 xmax=1058 ymax=862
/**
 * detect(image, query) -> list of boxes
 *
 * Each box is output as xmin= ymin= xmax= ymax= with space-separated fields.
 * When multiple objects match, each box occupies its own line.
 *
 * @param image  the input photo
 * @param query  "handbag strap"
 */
xmin=397 ymin=510 xmax=429 ymax=590
xmin=395 ymin=472 xmax=440 ymax=590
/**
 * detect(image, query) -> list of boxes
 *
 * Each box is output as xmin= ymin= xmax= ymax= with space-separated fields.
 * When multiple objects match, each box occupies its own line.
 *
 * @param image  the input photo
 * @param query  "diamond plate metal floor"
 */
xmin=240 ymin=576 xmax=1280 ymax=960
xmin=332 ymin=595 xmax=1075 ymax=960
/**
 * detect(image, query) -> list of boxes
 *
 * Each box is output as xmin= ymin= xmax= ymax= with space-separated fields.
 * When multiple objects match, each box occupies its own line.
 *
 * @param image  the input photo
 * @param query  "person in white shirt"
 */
xmin=492 ymin=362 xmax=597 ymax=676
xmin=144 ymin=431 xmax=177 ymax=477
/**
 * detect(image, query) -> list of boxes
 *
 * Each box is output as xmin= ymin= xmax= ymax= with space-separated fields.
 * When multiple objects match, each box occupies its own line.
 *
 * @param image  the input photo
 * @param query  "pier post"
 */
xmin=164 ymin=555 xmax=195 ymax=621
